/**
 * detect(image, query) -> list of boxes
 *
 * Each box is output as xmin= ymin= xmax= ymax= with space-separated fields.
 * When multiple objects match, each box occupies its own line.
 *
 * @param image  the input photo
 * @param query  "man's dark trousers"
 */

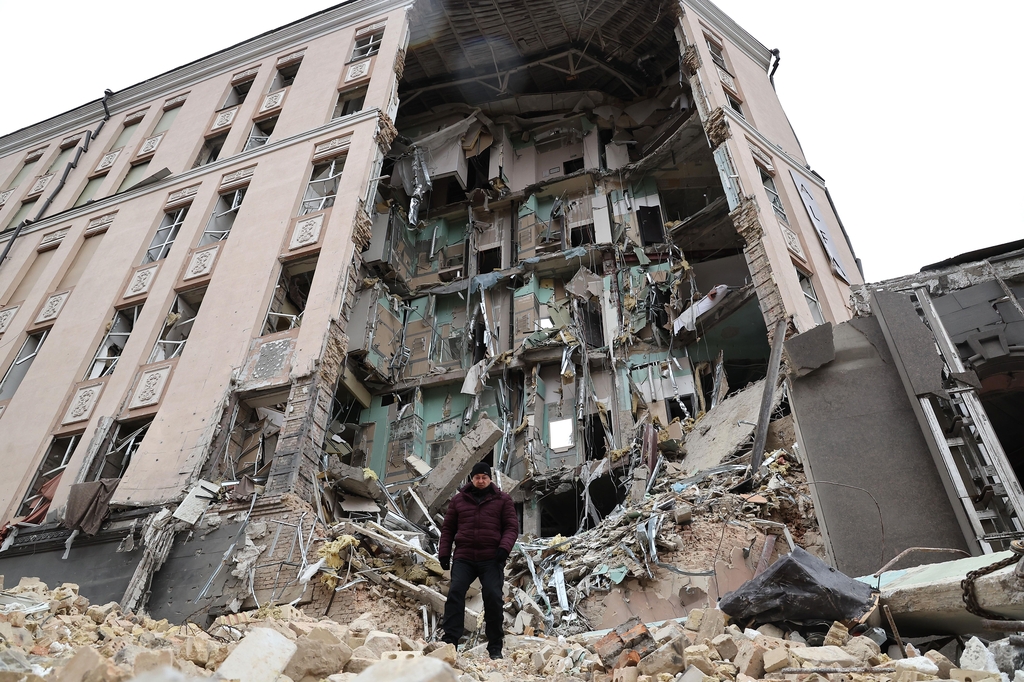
xmin=441 ymin=558 xmax=504 ymax=651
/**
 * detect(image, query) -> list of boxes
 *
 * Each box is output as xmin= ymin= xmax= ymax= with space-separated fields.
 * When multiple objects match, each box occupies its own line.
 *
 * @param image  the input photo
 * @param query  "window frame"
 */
xmin=333 ymin=87 xmax=368 ymax=119
xmin=351 ymin=25 xmax=386 ymax=60
xmin=149 ymin=288 xmax=206 ymax=363
xmin=299 ymin=157 xmax=346 ymax=215
xmin=194 ymin=133 xmax=228 ymax=169
xmin=759 ymin=167 xmax=788 ymax=224
xmin=198 ymin=189 xmax=246 ymax=246
xmin=0 ymin=329 xmax=48 ymax=402
xmin=143 ymin=206 xmax=189 ymax=264
xmin=705 ymin=36 xmax=727 ymax=70
xmin=17 ymin=434 xmax=80 ymax=519
xmin=86 ymin=304 xmax=144 ymax=379
xmin=797 ymin=268 xmax=826 ymax=326
xmin=244 ymin=117 xmax=278 ymax=152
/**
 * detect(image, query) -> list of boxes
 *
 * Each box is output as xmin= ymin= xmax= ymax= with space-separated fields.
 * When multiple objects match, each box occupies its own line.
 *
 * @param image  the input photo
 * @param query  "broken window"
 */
xmin=263 ymin=255 xmax=318 ymax=335
xmin=333 ymin=87 xmax=367 ymax=119
xmin=549 ymin=418 xmax=574 ymax=450
xmin=244 ymin=117 xmax=277 ymax=151
xmin=582 ymin=413 xmax=609 ymax=461
xmin=116 ymin=161 xmax=151 ymax=193
xmin=143 ymin=206 xmax=188 ymax=263
xmin=223 ymin=78 xmax=255 ymax=108
xmin=148 ymin=288 xmax=206 ymax=362
xmin=797 ymin=269 xmax=826 ymax=326
xmin=0 ymin=329 xmax=48 ymax=402
xmin=272 ymin=61 xmax=302 ymax=90
xmin=199 ymin=188 xmax=246 ymax=246
xmin=86 ymin=305 xmax=143 ymax=379
xmin=194 ymin=133 xmax=228 ymax=168
xmin=727 ymin=93 xmax=744 ymax=117
xmin=18 ymin=435 xmax=79 ymax=519
xmin=223 ymin=396 xmax=285 ymax=482
xmin=477 ymin=247 xmax=500 ymax=275
xmin=563 ymin=157 xmax=584 ymax=175
xmin=299 ymin=157 xmax=345 ymax=215
xmin=637 ymin=205 xmax=665 ymax=246
xmin=580 ymin=298 xmax=604 ymax=347
xmin=352 ymin=23 xmax=385 ymax=60
xmin=322 ymin=380 xmax=364 ymax=466
xmin=760 ymin=168 xmax=788 ymax=223
xmin=91 ymin=418 xmax=151 ymax=480
xmin=706 ymin=37 xmax=727 ymax=70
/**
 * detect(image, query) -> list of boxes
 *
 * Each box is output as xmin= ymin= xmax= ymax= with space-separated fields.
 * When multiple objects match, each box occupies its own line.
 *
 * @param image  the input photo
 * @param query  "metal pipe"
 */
xmin=872 ymin=547 xmax=971 ymax=577
xmin=979 ymin=619 xmax=1024 ymax=632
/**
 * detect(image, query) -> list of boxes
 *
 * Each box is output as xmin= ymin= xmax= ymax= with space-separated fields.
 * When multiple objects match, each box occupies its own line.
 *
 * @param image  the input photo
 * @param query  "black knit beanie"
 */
xmin=470 ymin=461 xmax=491 ymax=478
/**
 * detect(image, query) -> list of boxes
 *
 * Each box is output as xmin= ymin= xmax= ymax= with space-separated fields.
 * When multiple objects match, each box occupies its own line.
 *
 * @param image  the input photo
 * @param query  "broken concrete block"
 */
xmin=351 ymin=646 xmax=378 ymax=660
xmin=283 ymin=634 xmax=354 ymax=679
xmin=637 ymin=638 xmax=686 ymax=676
xmin=349 ymin=657 xmax=459 ymax=682
xmin=613 ymin=651 xmax=641 ymax=670
xmin=677 ymin=666 xmax=714 ymax=682
xmin=988 ymin=638 xmax=1024 ymax=676
xmin=682 ymin=645 xmax=714 ymax=676
xmin=924 ymin=650 xmax=955 ymax=679
xmin=949 ymin=669 xmax=1000 ymax=682
xmin=673 ymin=504 xmax=692 ymax=525
xmin=696 ymin=608 xmax=725 ymax=643
xmin=823 ymin=621 xmax=850 ymax=647
xmin=843 ymin=635 xmax=882 ymax=665
xmin=754 ymin=623 xmax=784 ymax=639
xmin=733 ymin=641 xmax=765 ymax=679
xmin=787 ymin=645 xmax=858 ymax=668
xmin=611 ymin=668 xmax=639 ymax=682
xmin=710 ymin=634 xmax=738 ymax=662
xmin=362 ymin=631 xmax=402 ymax=658
xmin=684 ymin=610 xmax=703 ymax=632
xmin=179 ymin=636 xmax=210 ymax=666
xmin=653 ymin=621 xmax=685 ymax=644
xmin=87 ymin=602 xmax=122 ymax=624
xmin=216 ymin=626 xmax=297 ymax=682
xmin=594 ymin=631 xmax=625 ymax=666
xmin=426 ymin=643 xmax=457 ymax=665
xmin=761 ymin=646 xmax=790 ymax=673
xmin=345 ymin=659 xmax=380 ymax=674
xmin=412 ymin=418 xmax=501 ymax=521
xmin=382 ymin=652 xmax=422 ymax=661
xmin=132 ymin=649 xmax=175 ymax=675
xmin=57 ymin=646 xmax=127 ymax=682
xmin=960 ymin=637 xmax=1000 ymax=674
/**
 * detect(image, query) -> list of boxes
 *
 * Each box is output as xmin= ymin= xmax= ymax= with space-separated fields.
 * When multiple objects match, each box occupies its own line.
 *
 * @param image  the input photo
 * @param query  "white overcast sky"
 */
xmin=1 ymin=1 xmax=1020 ymax=282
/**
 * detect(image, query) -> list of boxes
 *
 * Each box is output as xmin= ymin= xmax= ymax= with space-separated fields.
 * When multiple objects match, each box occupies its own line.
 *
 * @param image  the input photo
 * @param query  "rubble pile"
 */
xmin=0 ymin=576 xmax=1019 ymax=682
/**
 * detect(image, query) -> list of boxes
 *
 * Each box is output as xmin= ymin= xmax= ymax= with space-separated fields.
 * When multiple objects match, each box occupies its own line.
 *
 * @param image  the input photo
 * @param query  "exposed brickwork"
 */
xmin=375 ymin=112 xmax=398 ymax=152
xmin=731 ymin=196 xmax=789 ymax=341
xmin=352 ymin=205 xmax=373 ymax=251
xmin=394 ymin=47 xmax=406 ymax=81
xmin=682 ymin=44 xmax=702 ymax=74
xmin=705 ymin=107 xmax=731 ymax=149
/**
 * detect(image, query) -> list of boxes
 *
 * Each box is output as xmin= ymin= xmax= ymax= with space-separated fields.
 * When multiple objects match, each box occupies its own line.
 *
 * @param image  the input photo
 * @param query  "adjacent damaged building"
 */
xmin=0 ymin=0 xmax=868 ymax=616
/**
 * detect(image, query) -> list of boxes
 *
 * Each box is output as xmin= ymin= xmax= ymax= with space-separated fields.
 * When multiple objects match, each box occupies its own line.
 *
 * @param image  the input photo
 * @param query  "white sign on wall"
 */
xmin=788 ymin=169 xmax=849 ymax=283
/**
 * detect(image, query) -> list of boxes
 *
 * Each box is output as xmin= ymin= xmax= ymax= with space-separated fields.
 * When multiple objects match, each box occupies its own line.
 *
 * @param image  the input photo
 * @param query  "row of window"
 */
xmin=0 ymin=22 xmax=384 ymax=235
xmin=0 ymin=145 xmax=345 ymax=406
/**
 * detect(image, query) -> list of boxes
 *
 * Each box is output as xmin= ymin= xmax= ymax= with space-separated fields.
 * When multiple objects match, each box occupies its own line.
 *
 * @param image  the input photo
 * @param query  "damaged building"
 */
xmin=0 ymin=0 xmax=868 ymax=619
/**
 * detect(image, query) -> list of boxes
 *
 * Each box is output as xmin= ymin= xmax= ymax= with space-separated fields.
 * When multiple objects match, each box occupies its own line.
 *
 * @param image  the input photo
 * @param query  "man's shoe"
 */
xmin=488 ymin=650 xmax=503 ymax=660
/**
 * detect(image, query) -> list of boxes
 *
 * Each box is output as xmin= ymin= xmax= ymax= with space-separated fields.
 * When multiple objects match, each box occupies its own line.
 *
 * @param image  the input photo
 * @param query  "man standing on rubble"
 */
xmin=438 ymin=461 xmax=518 ymax=659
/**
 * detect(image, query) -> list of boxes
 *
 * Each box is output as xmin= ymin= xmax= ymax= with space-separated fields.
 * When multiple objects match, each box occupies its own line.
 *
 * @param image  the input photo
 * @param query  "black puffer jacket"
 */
xmin=438 ymin=483 xmax=518 ymax=562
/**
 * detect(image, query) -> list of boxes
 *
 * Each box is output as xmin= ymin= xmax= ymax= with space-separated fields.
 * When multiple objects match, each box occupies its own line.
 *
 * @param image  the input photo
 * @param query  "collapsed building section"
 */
xmin=0 ymin=0 xmax=866 ymax=624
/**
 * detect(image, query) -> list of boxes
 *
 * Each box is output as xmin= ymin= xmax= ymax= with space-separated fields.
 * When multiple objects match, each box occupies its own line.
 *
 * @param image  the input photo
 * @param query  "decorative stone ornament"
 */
xmin=212 ymin=107 xmax=238 ymax=131
xmin=312 ymin=135 xmax=351 ymax=162
xmin=165 ymin=184 xmax=199 ymax=210
xmin=95 ymin=148 xmax=123 ymax=173
xmin=62 ymin=383 xmax=104 ymax=424
xmin=137 ymin=133 xmax=165 ymax=158
xmin=0 ymin=189 xmax=15 ymax=206
xmin=346 ymin=61 xmax=370 ymax=82
xmin=220 ymin=166 xmax=255 ymax=191
xmin=38 ymin=228 xmax=70 ymax=251
xmin=28 ymin=174 xmax=54 ymax=196
xmin=34 ymin=291 xmax=71 ymax=324
xmin=183 ymin=244 xmax=220 ymax=281
xmin=124 ymin=263 xmax=159 ymax=299
xmin=259 ymin=90 xmax=286 ymax=114
xmin=0 ymin=306 xmax=18 ymax=334
xmin=86 ymin=212 xmax=117 ymax=236
xmin=129 ymin=365 xmax=172 ymax=409
xmin=290 ymin=213 xmax=324 ymax=250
